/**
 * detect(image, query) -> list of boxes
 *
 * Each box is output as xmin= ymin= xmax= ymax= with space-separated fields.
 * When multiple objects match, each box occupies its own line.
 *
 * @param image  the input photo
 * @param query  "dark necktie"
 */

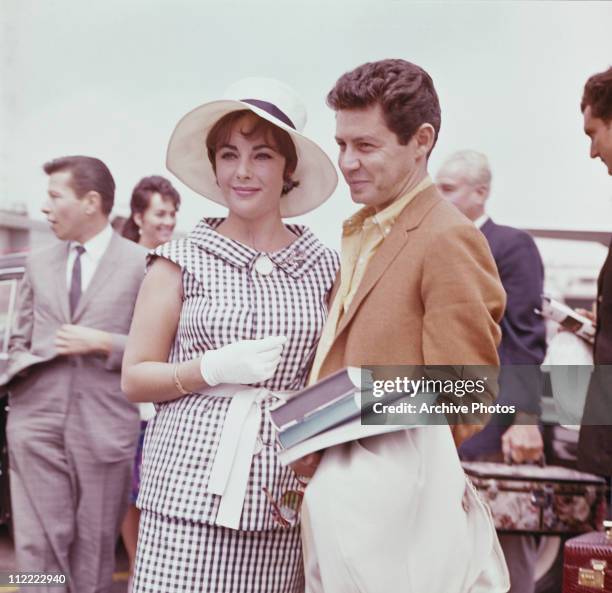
xmin=69 ymin=245 xmax=86 ymax=316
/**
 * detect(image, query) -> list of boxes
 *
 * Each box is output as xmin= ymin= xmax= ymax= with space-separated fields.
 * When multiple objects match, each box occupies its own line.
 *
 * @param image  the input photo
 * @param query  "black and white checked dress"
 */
xmin=133 ymin=218 xmax=339 ymax=593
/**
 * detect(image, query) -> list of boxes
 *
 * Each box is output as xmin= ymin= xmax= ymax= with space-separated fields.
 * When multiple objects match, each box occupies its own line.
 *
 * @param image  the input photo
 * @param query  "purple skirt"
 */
xmin=131 ymin=420 xmax=148 ymax=504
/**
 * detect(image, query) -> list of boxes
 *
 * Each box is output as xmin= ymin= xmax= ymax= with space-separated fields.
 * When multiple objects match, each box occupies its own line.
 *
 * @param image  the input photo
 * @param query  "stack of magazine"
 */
xmin=539 ymin=294 xmax=595 ymax=343
xmin=269 ymin=367 xmax=414 ymax=465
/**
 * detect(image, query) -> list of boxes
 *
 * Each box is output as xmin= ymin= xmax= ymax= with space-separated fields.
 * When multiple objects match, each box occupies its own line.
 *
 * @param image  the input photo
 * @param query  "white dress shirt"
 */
xmin=474 ymin=214 xmax=489 ymax=230
xmin=66 ymin=224 xmax=114 ymax=292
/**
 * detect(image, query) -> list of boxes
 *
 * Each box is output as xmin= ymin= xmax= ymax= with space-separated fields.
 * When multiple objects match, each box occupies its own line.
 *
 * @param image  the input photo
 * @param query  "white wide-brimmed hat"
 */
xmin=166 ymin=77 xmax=338 ymax=217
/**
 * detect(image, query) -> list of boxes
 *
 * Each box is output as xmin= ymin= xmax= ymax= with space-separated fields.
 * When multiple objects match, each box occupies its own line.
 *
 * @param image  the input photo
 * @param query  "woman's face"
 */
xmin=214 ymin=115 xmax=286 ymax=221
xmin=135 ymin=192 xmax=177 ymax=248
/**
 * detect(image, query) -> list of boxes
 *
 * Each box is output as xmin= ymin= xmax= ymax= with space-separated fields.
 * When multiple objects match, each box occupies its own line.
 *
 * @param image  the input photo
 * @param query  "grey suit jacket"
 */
xmin=7 ymin=232 xmax=146 ymax=463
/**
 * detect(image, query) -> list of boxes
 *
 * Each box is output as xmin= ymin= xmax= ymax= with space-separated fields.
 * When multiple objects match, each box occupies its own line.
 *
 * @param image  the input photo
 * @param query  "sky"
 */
xmin=1 ymin=0 xmax=611 ymax=250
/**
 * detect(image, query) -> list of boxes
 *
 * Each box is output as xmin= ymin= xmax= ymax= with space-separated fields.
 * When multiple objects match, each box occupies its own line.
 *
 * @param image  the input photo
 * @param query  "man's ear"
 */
xmin=134 ymin=212 xmax=144 ymax=228
xmin=414 ymin=123 xmax=435 ymax=159
xmin=83 ymin=190 xmax=103 ymax=215
xmin=474 ymin=183 xmax=490 ymax=203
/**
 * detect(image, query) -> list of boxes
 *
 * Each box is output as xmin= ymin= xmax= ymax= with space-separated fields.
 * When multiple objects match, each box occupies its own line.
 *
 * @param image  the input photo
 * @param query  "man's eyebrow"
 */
xmin=334 ymin=135 xmax=377 ymax=143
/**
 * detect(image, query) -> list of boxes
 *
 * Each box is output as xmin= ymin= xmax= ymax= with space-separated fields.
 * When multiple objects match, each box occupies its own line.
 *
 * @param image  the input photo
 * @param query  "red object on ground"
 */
xmin=563 ymin=522 xmax=612 ymax=592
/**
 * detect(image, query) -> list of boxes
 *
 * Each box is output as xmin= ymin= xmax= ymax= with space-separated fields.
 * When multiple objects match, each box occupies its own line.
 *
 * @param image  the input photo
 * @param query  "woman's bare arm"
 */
xmin=121 ymin=257 xmax=208 ymax=402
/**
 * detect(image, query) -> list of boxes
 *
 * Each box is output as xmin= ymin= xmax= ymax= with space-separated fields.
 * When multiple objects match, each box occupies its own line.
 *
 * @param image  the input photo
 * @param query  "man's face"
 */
xmin=335 ymin=104 xmax=421 ymax=209
xmin=41 ymin=170 xmax=90 ymax=241
xmin=583 ymin=105 xmax=612 ymax=175
xmin=435 ymin=161 xmax=487 ymax=221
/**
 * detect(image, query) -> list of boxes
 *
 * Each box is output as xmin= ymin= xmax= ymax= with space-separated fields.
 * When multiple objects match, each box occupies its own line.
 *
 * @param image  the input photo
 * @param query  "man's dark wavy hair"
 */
xmin=327 ymin=59 xmax=441 ymax=153
xmin=43 ymin=155 xmax=115 ymax=215
xmin=581 ymin=66 xmax=612 ymax=122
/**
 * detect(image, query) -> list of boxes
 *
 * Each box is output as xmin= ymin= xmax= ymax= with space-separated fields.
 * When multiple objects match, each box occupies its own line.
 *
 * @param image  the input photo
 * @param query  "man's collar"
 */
xmin=71 ymin=224 xmax=113 ymax=258
xmin=473 ymin=214 xmax=489 ymax=229
xmin=343 ymin=176 xmax=433 ymax=236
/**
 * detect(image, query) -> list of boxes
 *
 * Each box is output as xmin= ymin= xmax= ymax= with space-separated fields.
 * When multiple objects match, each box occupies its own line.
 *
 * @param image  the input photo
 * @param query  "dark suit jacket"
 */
xmin=578 ymin=241 xmax=612 ymax=475
xmin=593 ymin=242 xmax=612 ymax=363
xmin=480 ymin=219 xmax=547 ymax=371
xmin=460 ymin=219 xmax=546 ymax=460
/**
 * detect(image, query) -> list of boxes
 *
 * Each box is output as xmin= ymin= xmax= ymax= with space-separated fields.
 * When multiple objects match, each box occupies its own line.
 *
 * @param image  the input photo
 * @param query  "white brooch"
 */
xmin=254 ymin=254 xmax=274 ymax=275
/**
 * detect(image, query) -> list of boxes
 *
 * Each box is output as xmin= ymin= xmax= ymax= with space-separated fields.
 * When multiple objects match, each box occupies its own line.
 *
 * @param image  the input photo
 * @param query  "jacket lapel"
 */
xmin=72 ymin=232 xmax=122 ymax=321
xmin=334 ymin=186 xmax=442 ymax=338
xmin=52 ymin=244 xmax=71 ymax=322
xmin=479 ymin=217 xmax=495 ymax=240
xmin=598 ymin=241 xmax=612 ymax=296
xmin=327 ymin=273 xmax=341 ymax=307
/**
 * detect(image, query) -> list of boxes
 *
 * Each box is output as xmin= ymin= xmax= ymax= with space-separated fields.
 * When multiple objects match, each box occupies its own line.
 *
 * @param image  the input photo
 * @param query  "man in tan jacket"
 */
xmin=299 ymin=60 xmax=508 ymax=593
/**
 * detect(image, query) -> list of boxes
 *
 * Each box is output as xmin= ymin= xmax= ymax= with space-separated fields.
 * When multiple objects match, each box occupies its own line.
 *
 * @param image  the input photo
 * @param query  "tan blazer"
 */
xmin=318 ymin=185 xmax=506 ymax=425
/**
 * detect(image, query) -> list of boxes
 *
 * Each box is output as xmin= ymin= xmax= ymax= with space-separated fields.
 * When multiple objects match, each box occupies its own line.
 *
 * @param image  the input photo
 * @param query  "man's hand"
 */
xmin=576 ymin=307 xmax=596 ymax=324
xmin=501 ymin=424 xmax=544 ymax=464
xmin=450 ymin=424 xmax=482 ymax=448
xmin=289 ymin=452 xmax=322 ymax=479
xmin=55 ymin=324 xmax=112 ymax=356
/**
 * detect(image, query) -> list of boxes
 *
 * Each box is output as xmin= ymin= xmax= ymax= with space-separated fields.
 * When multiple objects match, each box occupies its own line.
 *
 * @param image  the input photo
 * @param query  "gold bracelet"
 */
xmin=173 ymin=363 xmax=190 ymax=395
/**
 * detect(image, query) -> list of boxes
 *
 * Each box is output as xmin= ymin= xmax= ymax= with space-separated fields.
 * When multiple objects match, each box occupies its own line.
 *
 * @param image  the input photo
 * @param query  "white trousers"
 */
xmin=301 ymin=426 xmax=510 ymax=593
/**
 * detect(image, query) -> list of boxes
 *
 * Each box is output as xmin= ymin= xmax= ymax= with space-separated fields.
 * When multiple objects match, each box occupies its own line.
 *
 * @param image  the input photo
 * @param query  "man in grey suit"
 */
xmin=7 ymin=156 xmax=145 ymax=592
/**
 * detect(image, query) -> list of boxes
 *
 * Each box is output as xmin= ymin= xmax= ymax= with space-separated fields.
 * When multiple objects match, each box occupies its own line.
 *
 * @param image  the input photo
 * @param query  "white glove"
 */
xmin=200 ymin=336 xmax=287 ymax=386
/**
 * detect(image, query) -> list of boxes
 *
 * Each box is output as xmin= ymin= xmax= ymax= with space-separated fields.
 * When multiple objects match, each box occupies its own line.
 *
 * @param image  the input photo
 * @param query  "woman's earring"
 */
xmin=282 ymin=179 xmax=299 ymax=194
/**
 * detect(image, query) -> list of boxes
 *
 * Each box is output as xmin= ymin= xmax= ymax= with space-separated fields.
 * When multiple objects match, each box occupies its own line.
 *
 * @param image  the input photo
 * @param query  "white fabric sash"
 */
xmin=206 ymin=384 xmax=289 ymax=529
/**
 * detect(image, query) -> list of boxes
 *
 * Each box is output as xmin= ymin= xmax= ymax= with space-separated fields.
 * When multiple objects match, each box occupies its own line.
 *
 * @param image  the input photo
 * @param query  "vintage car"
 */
xmin=0 ymin=252 xmax=27 ymax=530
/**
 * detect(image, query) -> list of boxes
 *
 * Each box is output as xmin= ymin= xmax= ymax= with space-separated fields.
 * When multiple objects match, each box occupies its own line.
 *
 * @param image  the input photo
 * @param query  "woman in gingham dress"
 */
xmin=122 ymin=78 xmax=339 ymax=593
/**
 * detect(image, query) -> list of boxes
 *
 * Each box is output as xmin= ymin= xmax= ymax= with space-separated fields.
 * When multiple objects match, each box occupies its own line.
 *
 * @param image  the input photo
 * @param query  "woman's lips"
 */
xmin=232 ymin=186 xmax=260 ymax=197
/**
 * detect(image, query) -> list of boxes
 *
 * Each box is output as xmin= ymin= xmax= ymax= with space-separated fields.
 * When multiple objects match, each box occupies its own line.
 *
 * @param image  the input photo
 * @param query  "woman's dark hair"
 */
xmin=206 ymin=110 xmax=300 ymax=195
xmin=122 ymin=175 xmax=181 ymax=243
xmin=43 ymin=155 xmax=115 ymax=215
xmin=327 ymin=59 xmax=441 ymax=153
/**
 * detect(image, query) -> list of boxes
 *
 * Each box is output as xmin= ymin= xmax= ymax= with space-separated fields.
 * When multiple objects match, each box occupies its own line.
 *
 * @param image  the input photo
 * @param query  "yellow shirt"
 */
xmin=309 ymin=176 xmax=433 ymax=382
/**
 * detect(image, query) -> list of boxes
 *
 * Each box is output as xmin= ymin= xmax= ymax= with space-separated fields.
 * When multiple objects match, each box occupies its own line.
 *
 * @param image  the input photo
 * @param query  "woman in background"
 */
xmin=122 ymin=175 xmax=181 ymax=248
xmin=121 ymin=175 xmax=181 ymax=592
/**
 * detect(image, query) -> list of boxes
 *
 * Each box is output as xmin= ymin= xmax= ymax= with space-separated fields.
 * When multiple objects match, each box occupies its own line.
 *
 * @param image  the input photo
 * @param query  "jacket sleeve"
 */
xmin=495 ymin=233 xmax=546 ymax=415
xmin=9 ymin=262 xmax=34 ymax=358
xmin=105 ymin=244 xmax=147 ymax=372
xmin=421 ymin=223 xmax=506 ymax=427
xmin=105 ymin=332 xmax=127 ymax=371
